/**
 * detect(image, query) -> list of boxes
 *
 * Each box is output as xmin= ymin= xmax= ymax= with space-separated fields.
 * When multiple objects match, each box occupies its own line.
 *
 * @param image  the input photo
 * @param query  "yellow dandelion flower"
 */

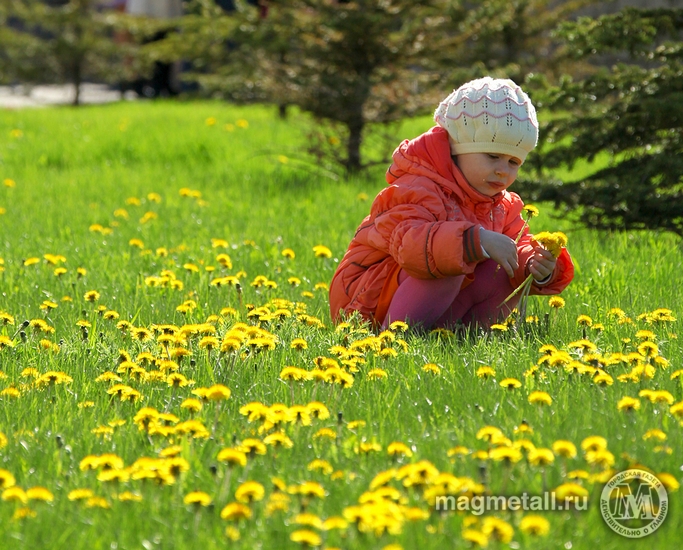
xmin=0 ymin=469 xmax=16 ymax=489
xmin=322 ymin=516 xmax=348 ymax=531
xmin=643 ymin=429 xmax=667 ymax=441
xmin=184 ymin=491 xmax=212 ymax=507
xmin=290 ymin=530 xmax=321 ymax=547
xmin=118 ymin=491 xmax=142 ymax=502
xmin=205 ymin=384 xmax=231 ymax=401
xmin=235 ymin=481 xmax=265 ymax=504
xmin=669 ymin=401 xmax=683 ymax=417
xmin=585 ymin=449 xmax=615 ymax=468
xmin=307 ymin=459 xmax=334 ymax=476
xmin=312 ymin=245 xmax=332 ymax=258
xmin=263 ymin=432 xmax=294 ymax=449
xmin=554 ymin=483 xmax=588 ymax=501
xmin=422 ymin=363 xmax=441 ymax=374
xmin=292 ymin=481 xmax=326 ymax=499
xmin=290 ymin=338 xmax=308 ymax=350
xmin=476 ymin=425 xmax=503 ymax=442
xmin=476 ymin=366 xmax=496 ymax=378
xmin=551 ymin=440 xmax=577 ymax=459
xmin=26 ymin=487 xmax=54 ymax=502
xmin=500 ymin=377 xmax=522 ymax=389
xmin=447 ymin=446 xmax=470 ymax=458
xmin=140 ymin=211 xmax=157 ymax=224
xmin=532 ymin=231 xmax=567 ymax=257
xmin=217 ymin=448 xmax=247 ymax=467
xmin=641 ymin=389 xmax=674 ymax=405
xmin=482 ymin=517 xmax=514 ymax=543
xmin=576 ymin=315 xmax=593 ymax=327
xmin=356 ymin=441 xmax=382 ymax=454
xmin=84 ymin=290 xmax=100 ymax=302
xmin=528 ymin=391 xmax=552 ymax=406
xmin=313 ymin=428 xmax=336 ymax=440
xmin=656 ymin=473 xmax=680 ymax=492
xmin=528 ymin=448 xmax=555 ymax=466
xmin=180 ymin=398 xmax=203 ymax=413
xmin=637 ymin=340 xmax=659 ymax=358
xmin=367 ymin=368 xmax=388 ymax=380
xmin=593 ymin=372 xmax=614 ymax=386
xmin=220 ymin=502 xmax=252 ymax=521
xmin=68 ymin=488 xmax=94 ymax=501
xmin=462 ymin=529 xmax=488 ymax=548
xmin=580 ymin=435 xmax=608 ymax=453
xmin=548 ymin=296 xmax=565 ymax=309
xmin=617 ymin=396 xmax=640 ymax=412
xmin=13 ymin=507 xmax=37 ymax=520
xmin=519 ymin=514 xmax=550 ymax=536
xmin=306 ymin=401 xmax=330 ymax=420
xmin=387 ymin=442 xmax=413 ymax=458
xmin=489 ymin=446 xmax=523 ymax=463
xmin=238 ymin=439 xmax=267 ymax=456
xmin=2 ymin=486 xmax=28 ymax=504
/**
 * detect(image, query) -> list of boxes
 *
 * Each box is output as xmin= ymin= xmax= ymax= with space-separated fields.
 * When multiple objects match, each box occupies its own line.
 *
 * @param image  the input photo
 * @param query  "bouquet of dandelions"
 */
xmin=499 ymin=205 xmax=568 ymax=319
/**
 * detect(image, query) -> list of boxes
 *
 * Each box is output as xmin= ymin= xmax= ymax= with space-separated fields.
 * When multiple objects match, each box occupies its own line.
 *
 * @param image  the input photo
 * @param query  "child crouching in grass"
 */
xmin=329 ymin=77 xmax=574 ymax=331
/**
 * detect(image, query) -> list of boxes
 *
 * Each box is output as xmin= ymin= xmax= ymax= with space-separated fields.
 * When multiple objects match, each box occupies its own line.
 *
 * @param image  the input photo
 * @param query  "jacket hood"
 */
xmin=386 ymin=126 xmax=504 ymax=207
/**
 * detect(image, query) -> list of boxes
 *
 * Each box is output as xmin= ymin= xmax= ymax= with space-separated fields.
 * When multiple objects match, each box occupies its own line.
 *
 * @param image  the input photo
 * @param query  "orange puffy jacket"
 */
xmin=329 ymin=126 xmax=574 ymax=325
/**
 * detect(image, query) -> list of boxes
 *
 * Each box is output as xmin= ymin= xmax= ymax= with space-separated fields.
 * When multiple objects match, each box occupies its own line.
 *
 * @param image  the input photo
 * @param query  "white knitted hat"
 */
xmin=434 ymin=77 xmax=538 ymax=162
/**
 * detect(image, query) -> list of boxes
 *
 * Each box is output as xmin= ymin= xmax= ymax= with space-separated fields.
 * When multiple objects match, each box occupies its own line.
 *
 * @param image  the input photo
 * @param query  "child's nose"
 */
xmin=494 ymin=163 xmax=508 ymax=176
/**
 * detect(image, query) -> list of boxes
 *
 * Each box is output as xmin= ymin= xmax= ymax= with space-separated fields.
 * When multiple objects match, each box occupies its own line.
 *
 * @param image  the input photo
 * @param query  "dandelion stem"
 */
xmin=498 ymin=274 xmax=534 ymax=309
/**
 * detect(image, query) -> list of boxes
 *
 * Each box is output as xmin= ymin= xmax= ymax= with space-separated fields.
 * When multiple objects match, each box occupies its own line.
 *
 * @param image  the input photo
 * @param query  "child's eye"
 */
xmin=488 ymin=154 xmax=499 ymax=160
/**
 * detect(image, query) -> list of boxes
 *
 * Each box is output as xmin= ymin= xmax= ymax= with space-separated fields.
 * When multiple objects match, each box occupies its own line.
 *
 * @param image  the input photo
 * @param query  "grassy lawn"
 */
xmin=0 ymin=100 xmax=681 ymax=549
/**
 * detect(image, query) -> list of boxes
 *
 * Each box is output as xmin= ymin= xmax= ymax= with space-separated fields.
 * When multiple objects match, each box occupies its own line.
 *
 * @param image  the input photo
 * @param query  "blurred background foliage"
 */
xmin=1 ymin=0 xmax=682 ymax=236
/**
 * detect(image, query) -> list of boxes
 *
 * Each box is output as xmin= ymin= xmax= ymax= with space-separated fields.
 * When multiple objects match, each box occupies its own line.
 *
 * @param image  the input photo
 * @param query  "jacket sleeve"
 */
xmin=366 ymin=179 xmax=486 ymax=279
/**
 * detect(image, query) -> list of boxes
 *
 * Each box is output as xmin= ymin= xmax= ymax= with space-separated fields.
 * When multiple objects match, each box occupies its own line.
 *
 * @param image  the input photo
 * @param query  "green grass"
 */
xmin=0 ymin=100 xmax=681 ymax=550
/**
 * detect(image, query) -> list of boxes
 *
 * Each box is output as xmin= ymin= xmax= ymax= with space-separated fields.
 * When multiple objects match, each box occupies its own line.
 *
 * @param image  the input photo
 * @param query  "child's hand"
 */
xmin=528 ymin=244 xmax=557 ymax=282
xmin=480 ymin=228 xmax=518 ymax=277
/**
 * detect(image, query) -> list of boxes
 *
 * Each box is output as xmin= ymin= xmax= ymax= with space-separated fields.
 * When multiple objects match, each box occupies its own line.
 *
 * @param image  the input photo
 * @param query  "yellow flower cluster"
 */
xmin=532 ymin=231 xmax=568 ymax=258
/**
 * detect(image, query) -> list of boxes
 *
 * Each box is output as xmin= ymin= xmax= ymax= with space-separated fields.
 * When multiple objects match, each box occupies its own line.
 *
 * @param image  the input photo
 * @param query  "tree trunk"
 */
xmin=346 ymin=119 xmax=364 ymax=173
xmin=278 ymin=103 xmax=288 ymax=119
xmin=72 ymin=58 xmax=82 ymax=106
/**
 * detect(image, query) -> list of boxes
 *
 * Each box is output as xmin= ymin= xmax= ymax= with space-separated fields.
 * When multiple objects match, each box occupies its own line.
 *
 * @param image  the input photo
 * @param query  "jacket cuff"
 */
xmin=463 ymin=225 xmax=487 ymax=264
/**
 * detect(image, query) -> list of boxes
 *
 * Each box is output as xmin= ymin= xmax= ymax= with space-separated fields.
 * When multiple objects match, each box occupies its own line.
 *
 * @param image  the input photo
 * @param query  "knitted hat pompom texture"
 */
xmin=434 ymin=77 xmax=539 ymax=162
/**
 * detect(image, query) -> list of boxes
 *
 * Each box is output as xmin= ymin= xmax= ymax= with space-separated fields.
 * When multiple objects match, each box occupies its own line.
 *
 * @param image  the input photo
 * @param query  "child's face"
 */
xmin=455 ymin=153 xmax=521 ymax=197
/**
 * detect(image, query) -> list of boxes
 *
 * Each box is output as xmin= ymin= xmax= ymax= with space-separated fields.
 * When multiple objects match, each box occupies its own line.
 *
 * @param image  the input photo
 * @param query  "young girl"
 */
xmin=329 ymin=77 xmax=574 ymax=330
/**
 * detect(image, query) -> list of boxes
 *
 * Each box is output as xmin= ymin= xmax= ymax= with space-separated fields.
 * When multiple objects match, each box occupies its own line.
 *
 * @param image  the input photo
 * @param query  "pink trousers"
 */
xmin=381 ymin=260 xmax=521 ymax=330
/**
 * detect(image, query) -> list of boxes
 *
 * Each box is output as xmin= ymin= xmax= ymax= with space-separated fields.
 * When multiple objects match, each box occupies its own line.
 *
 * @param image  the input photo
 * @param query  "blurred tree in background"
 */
xmin=523 ymin=7 xmax=683 ymax=237
xmin=0 ymin=0 xmax=137 ymax=105
xmin=436 ymin=0 xmax=600 ymax=82
xmin=157 ymin=0 xmax=453 ymax=173
xmin=155 ymin=0 xmax=600 ymax=173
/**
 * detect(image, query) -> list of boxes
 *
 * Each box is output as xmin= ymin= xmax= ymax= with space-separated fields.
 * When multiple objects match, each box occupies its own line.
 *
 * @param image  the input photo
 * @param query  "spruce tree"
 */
xmin=157 ymin=0 xmax=603 ymax=173
xmin=526 ymin=7 xmax=683 ymax=237
xmin=0 ymin=0 xmax=133 ymax=105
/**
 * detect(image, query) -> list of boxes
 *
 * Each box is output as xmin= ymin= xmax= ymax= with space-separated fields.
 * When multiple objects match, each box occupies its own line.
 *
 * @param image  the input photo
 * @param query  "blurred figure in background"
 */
xmin=125 ymin=0 xmax=183 ymax=98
